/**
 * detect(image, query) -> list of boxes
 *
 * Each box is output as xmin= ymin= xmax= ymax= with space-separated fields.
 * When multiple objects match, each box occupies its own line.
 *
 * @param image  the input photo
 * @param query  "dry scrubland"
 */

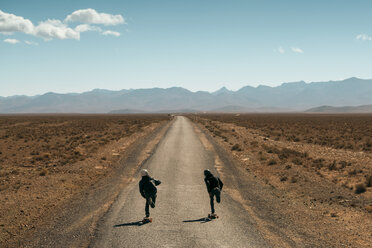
xmin=0 ymin=114 xmax=169 ymax=246
xmin=190 ymin=114 xmax=372 ymax=247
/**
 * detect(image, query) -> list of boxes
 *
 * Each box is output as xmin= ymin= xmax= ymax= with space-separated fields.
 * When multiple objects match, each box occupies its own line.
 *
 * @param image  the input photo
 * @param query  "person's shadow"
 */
xmin=183 ymin=217 xmax=212 ymax=224
xmin=114 ymin=220 xmax=150 ymax=227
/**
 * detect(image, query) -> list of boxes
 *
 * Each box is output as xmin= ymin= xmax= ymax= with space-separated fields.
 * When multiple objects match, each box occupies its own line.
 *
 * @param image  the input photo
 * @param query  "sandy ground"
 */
xmin=191 ymin=116 xmax=372 ymax=248
xmin=0 ymin=115 xmax=170 ymax=247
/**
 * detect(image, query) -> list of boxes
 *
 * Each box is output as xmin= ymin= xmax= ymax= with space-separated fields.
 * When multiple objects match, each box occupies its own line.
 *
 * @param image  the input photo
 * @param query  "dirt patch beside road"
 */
xmin=190 ymin=114 xmax=372 ymax=248
xmin=0 ymin=114 xmax=170 ymax=247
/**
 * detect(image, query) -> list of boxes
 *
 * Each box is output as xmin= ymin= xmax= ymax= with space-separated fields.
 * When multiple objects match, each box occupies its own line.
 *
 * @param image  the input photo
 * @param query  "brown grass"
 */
xmin=0 ymin=114 xmax=169 ymax=247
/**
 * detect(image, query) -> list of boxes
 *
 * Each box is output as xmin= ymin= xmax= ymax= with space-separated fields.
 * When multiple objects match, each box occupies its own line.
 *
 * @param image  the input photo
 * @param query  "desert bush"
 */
xmin=231 ymin=144 xmax=242 ymax=151
xmin=292 ymin=158 xmax=302 ymax=165
xmin=39 ymin=168 xmax=48 ymax=176
xmin=328 ymin=160 xmax=337 ymax=171
xmin=278 ymin=153 xmax=288 ymax=160
xmin=280 ymin=176 xmax=288 ymax=181
xmin=366 ymin=175 xmax=372 ymax=187
xmin=312 ymin=158 xmax=325 ymax=168
xmin=290 ymin=176 xmax=298 ymax=183
xmin=348 ymin=169 xmax=357 ymax=176
xmin=267 ymin=159 xmax=277 ymax=166
xmin=338 ymin=161 xmax=347 ymax=169
xmin=355 ymin=183 xmax=367 ymax=194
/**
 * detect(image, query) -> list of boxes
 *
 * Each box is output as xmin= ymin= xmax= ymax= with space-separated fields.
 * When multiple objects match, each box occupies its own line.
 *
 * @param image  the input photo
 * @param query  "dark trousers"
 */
xmin=145 ymin=194 xmax=156 ymax=217
xmin=209 ymin=187 xmax=221 ymax=214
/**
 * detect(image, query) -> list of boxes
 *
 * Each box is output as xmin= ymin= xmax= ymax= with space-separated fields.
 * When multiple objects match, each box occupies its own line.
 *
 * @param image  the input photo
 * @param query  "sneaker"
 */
xmin=208 ymin=213 xmax=217 ymax=219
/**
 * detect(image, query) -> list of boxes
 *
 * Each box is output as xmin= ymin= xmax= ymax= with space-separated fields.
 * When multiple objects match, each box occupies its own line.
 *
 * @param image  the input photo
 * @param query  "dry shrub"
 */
xmin=292 ymin=158 xmax=302 ymax=165
xmin=348 ymin=169 xmax=357 ymax=176
xmin=39 ymin=168 xmax=48 ymax=176
xmin=365 ymin=175 xmax=372 ymax=187
xmin=231 ymin=144 xmax=242 ymax=151
xmin=267 ymin=159 xmax=277 ymax=166
xmin=280 ymin=176 xmax=288 ymax=182
xmin=328 ymin=160 xmax=337 ymax=171
xmin=355 ymin=183 xmax=367 ymax=194
xmin=338 ymin=160 xmax=347 ymax=169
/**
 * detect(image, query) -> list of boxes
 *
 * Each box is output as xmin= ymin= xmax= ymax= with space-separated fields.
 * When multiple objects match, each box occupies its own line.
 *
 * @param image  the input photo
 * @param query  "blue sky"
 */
xmin=1 ymin=0 xmax=372 ymax=96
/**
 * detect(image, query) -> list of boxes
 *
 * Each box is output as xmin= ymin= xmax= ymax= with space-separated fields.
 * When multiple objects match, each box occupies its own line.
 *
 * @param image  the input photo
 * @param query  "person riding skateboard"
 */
xmin=204 ymin=169 xmax=223 ymax=217
xmin=139 ymin=169 xmax=161 ymax=220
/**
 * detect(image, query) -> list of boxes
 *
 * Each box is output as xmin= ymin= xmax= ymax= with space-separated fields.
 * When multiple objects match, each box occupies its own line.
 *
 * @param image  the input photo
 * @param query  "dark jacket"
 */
xmin=204 ymin=174 xmax=223 ymax=193
xmin=139 ymin=175 xmax=161 ymax=198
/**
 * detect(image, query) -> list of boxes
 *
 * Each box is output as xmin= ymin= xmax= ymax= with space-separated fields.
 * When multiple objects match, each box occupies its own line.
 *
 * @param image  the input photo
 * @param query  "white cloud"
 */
xmin=33 ymin=19 xmax=80 ymax=40
xmin=65 ymin=8 xmax=124 ymax=26
xmin=0 ymin=9 xmax=34 ymax=34
xmin=4 ymin=38 xmax=20 ymax=44
xmin=291 ymin=47 xmax=303 ymax=53
xmin=356 ymin=34 xmax=372 ymax=41
xmin=278 ymin=46 xmax=285 ymax=54
xmin=0 ymin=9 xmax=124 ymax=42
xmin=102 ymin=30 xmax=120 ymax=37
xmin=75 ymin=24 xmax=101 ymax=33
xmin=25 ymin=40 xmax=38 ymax=45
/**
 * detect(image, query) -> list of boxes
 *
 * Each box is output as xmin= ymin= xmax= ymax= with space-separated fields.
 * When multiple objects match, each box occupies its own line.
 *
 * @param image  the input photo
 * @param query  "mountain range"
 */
xmin=1 ymin=77 xmax=372 ymax=113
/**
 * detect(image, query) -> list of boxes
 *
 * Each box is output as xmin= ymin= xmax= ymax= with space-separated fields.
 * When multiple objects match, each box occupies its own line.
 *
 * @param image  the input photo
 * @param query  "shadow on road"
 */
xmin=113 ymin=220 xmax=150 ymax=227
xmin=183 ymin=217 xmax=212 ymax=224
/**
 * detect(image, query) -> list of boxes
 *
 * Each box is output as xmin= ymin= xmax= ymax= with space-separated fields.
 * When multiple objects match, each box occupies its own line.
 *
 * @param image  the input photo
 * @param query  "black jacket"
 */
xmin=139 ymin=175 xmax=161 ymax=198
xmin=204 ymin=174 xmax=223 ymax=193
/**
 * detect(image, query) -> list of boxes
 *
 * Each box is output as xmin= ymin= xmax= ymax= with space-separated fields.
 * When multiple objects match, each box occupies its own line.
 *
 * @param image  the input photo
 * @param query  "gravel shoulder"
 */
xmin=1 ymin=116 xmax=172 ymax=248
xmin=190 ymin=116 xmax=372 ymax=248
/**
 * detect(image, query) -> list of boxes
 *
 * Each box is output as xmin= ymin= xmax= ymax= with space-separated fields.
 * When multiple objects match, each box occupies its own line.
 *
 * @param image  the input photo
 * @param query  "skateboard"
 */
xmin=140 ymin=217 xmax=153 ymax=224
xmin=208 ymin=213 xmax=219 ymax=219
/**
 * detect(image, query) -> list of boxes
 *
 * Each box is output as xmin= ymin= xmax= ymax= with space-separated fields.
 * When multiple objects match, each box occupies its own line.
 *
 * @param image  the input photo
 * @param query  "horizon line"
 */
xmin=0 ymin=76 xmax=367 ymax=98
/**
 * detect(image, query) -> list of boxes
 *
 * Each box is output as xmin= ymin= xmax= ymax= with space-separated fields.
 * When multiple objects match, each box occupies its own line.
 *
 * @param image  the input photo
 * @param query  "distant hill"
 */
xmin=208 ymin=105 xmax=293 ymax=113
xmin=306 ymin=105 xmax=372 ymax=113
xmin=109 ymin=108 xmax=199 ymax=114
xmin=1 ymin=77 xmax=372 ymax=113
xmin=211 ymin=87 xmax=233 ymax=95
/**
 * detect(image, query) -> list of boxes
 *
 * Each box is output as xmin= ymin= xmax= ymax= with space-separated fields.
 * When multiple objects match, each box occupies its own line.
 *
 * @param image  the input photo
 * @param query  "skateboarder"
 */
xmin=139 ymin=169 xmax=161 ymax=221
xmin=204 ymin=169 xmax=223 ymax=218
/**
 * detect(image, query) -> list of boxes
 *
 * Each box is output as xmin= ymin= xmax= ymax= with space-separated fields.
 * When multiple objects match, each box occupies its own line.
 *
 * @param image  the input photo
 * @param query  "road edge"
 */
xmin=24 ymin=118 xmax=174 ymax=248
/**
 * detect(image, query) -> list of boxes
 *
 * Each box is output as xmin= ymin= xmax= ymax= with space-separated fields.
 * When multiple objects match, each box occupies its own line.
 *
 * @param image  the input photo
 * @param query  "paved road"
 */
xmin=91 ymin=116 xmax=269 ymax=248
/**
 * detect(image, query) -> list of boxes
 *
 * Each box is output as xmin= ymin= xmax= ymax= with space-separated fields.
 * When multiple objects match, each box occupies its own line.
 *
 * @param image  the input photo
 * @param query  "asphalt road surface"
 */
xmin=91 ymin=116 xmax=270 ymax=248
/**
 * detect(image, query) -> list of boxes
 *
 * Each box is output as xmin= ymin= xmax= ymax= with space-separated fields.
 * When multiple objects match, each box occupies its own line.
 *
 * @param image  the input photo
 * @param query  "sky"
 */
xmin=1 ymin=0 xmax=372 ymax=97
